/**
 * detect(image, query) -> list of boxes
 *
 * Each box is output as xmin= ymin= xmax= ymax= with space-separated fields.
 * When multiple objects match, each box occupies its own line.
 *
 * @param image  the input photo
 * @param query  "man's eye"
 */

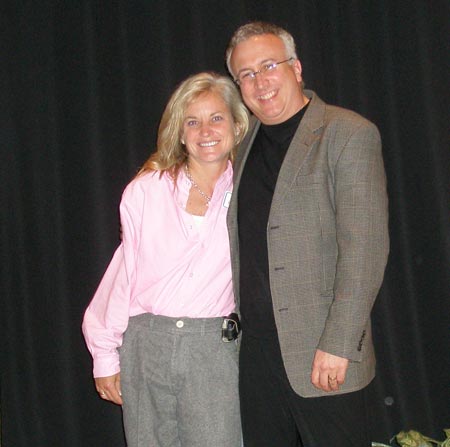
xmin=240 ymin=72 xmax=253 ymax=80
xmin=263 ymin=63 xmax=277 ymax=72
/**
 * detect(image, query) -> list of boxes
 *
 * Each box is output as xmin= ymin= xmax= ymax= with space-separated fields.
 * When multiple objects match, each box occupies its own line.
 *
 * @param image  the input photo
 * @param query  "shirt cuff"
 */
xmin=92 ymin=352 xmax=121 ymax=378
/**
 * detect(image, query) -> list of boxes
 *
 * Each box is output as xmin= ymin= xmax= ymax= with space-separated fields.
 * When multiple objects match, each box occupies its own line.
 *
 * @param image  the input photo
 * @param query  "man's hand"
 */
xmin=311 ymin=349 xmax=349 ymax=392
xmin=95 ymin=373 xmax=123 ymax=405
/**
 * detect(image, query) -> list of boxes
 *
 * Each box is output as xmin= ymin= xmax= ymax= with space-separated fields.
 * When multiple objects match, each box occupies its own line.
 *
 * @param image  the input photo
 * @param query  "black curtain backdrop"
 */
xmin=1 ymin=1 xmax=449 ymax=445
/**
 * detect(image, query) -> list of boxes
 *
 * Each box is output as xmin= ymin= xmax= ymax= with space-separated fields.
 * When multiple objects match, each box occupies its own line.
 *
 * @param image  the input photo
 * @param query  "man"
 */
xmin=225 ymin=22 xmax=389 ymax=446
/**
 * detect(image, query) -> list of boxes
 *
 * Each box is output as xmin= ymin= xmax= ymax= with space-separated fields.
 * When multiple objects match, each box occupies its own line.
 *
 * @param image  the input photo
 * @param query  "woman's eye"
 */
xmin=212 ymin=115 xmax=223 ymax=122
xmin=186 ymin=120 xmax=198 ymax=127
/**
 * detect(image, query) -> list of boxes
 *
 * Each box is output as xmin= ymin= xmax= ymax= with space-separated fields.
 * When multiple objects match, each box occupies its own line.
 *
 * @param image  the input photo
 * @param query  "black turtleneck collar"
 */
xmin=260 ymin=100 xmax=310 ymax=142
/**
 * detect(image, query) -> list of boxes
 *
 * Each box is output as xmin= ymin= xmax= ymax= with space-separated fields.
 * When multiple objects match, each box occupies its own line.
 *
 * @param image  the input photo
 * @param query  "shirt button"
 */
xmin=176 ymin=320 xmax=184 ymax=328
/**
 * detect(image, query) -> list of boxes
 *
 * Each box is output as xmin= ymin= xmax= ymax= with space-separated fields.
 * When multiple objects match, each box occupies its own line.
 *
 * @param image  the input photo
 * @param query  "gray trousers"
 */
xmin=119 ymin=313 xmax=241 ymax=447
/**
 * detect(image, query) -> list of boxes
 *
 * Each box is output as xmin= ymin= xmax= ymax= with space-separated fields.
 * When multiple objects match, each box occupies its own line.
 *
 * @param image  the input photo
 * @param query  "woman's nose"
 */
xmin=199 ymin=123 xmax=211 ymax=136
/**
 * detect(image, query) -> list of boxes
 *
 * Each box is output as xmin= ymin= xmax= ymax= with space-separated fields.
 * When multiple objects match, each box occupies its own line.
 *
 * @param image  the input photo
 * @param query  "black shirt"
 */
xmin=237 ymin=104 xmax=309 ymax=337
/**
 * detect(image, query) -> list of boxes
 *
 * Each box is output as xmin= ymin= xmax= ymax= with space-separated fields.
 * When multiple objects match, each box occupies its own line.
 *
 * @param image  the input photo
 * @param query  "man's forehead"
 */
xmin=236 ymin=34 xmax=284 ymax=50
xmin=232 ymin=34 xmax=286 ymax=67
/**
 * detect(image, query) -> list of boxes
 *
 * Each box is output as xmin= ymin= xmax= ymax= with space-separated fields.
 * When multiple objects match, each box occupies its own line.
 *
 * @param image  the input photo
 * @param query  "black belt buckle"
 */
xmin=222 ymin=313 xmax=241 ymax=342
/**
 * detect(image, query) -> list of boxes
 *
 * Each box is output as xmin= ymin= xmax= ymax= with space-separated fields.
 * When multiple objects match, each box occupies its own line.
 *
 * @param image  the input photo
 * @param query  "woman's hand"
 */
xmin=95 ymin=373 xmax=123 ymax=405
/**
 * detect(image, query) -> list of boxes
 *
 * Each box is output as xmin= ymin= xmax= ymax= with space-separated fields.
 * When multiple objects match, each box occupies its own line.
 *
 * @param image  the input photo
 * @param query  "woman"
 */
xmin=82 ymin=72 xmax=248 ymax=446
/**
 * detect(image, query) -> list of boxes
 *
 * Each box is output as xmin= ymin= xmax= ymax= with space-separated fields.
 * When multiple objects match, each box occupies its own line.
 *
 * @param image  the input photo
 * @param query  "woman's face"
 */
xmin=182 ymin=91 xmax=236 ymax=169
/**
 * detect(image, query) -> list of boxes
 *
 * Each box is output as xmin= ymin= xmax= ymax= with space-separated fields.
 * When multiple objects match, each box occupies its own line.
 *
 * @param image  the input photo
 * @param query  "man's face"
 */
xmin=230 ymin=34 xmax=307 ymax=125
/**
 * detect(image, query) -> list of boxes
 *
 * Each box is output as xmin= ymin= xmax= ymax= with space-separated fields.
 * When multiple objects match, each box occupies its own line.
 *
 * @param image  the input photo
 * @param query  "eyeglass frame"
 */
xmin=234 ymin=57 xmax=294 ymax=85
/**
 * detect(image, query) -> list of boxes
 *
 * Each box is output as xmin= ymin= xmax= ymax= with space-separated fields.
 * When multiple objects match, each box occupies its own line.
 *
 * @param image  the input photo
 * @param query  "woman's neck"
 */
xmin=184 ymin=159 xmax=228 ymax=216
xmin=186 ymin=160 xmax=228 ymax=192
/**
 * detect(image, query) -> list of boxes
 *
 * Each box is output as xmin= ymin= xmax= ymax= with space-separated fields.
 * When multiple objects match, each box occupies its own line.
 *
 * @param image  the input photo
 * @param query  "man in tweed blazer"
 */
xmin=226 ymin=22 xmax=389 ymax=446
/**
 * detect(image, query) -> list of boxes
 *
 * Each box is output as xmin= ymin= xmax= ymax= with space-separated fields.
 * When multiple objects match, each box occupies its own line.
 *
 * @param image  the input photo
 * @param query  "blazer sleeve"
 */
xmin=317 ymin=120 xmax=389 ymax=362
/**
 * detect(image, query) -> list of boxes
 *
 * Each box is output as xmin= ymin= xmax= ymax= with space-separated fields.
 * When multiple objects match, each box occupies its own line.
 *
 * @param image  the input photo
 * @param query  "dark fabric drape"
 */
xmin=2 ymin=1 xmax=449 ymax=445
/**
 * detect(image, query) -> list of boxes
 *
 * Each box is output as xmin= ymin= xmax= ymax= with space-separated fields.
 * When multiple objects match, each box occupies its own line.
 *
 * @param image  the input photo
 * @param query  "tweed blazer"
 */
xmin=227 ymin=90 xmax=389 ymax=397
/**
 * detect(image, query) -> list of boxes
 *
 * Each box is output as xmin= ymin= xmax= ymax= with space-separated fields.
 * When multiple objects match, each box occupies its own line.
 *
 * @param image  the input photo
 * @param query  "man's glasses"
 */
xmin=235 ymin=57 xmax=294 ymax=85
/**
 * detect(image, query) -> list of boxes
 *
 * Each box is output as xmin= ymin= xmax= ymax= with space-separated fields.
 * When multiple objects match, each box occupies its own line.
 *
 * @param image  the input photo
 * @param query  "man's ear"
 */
xmin=293 ymin=59 xmax=303 ymax=83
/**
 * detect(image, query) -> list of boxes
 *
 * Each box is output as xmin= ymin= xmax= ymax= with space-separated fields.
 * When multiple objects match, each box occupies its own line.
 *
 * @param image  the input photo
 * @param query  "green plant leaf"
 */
xmin=395 ymin=430 xmax=440 ymax=446
xmin=441 ymin=429 xmax=450 ymax=447
xmin=374 ymin=428 xmax=450 ymax=447
xmin=441 ymin=429 xmax=450 ymax=446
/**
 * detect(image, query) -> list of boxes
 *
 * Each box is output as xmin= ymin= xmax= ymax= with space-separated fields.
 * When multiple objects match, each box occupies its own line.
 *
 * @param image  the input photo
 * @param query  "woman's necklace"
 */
xmin=185 ymin=164 xmax=212 ymax=206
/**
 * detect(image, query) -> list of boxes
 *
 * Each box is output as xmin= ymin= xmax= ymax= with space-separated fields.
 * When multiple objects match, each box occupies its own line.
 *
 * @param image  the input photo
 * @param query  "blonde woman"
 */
xmin=83 ymin=72 xmax=248 ymax=447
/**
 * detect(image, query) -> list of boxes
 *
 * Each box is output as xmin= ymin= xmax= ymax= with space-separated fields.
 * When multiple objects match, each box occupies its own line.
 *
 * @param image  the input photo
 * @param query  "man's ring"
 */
xmin=328 ymin=376 xmax=337 ymax=381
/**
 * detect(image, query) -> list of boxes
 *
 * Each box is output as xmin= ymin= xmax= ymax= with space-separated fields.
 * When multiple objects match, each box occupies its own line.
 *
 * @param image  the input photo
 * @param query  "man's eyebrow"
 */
xmin=236 ymin=59 xmax=275 ymax=75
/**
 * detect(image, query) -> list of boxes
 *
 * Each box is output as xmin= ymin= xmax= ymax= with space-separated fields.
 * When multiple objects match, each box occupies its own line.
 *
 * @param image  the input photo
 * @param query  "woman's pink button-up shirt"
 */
xmin=82 ymin=164 xmax=235 ymax=377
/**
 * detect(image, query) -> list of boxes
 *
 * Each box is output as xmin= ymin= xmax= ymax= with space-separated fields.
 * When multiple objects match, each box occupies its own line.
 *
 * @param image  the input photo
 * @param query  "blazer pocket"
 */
xmin=320 ymin=290 xmax=334 ymax=298
xmin=294 ymin=172 xmax=327 ymax=186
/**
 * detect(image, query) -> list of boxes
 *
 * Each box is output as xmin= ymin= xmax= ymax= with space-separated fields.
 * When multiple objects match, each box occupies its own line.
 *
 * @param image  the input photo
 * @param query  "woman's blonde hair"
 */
xmin=137 ymin=72 xmax=249 ymax=179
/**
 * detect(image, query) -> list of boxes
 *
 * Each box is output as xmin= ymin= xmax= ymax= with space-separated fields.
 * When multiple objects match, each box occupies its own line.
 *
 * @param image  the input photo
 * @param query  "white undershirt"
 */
xmin=192 ymin=214 xmax=205 ymax=229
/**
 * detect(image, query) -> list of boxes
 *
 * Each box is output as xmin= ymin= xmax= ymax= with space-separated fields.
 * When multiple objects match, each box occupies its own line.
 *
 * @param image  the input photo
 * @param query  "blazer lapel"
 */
xmin=228 ymin=117 xmax=260 ymax=224
xmin=270 ymin=91 xmax=325 ymax=215
xmin=233 ymin=117 xmax=260 ymax=189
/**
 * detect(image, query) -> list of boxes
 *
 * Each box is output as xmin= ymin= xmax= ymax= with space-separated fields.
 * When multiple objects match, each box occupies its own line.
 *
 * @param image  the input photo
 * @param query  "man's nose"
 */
xmin=253 ymin=72 xmax=266 ymax=89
